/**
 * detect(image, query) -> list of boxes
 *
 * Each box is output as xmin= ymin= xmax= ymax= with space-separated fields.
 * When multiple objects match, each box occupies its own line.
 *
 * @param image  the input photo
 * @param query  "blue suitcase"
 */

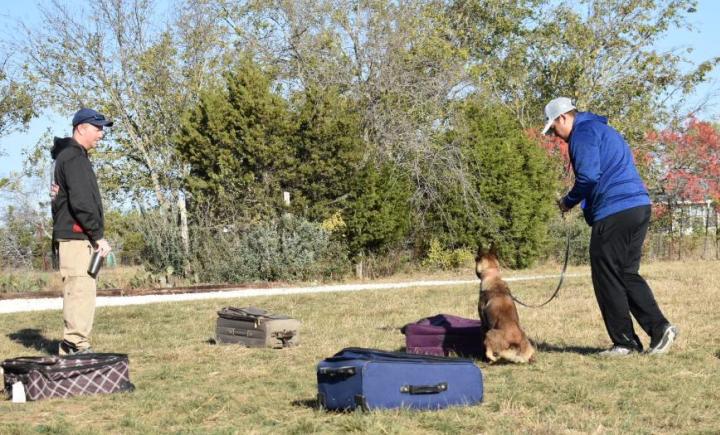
xmin=317 ymin=347 xmax=483 ymax=411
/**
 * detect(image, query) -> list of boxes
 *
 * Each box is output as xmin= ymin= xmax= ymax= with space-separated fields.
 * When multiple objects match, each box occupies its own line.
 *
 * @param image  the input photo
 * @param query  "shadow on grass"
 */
xmin=291 ymin=398 xmax=320 ymax=410
xmin=376 ymin=326 xmax=401 ymax=331
xmin=534 ymin=340 xmax=603 ymax=355
xmin=397 ymin=339 xmax=598 ymax=359
xmin=292 ymin=399 xmax=361 ymax=414
xmin=7 ymin=328 xmax=61 ymax=355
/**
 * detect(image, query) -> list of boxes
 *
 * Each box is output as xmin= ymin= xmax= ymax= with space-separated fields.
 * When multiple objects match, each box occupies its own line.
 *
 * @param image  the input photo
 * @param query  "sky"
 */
xmin=1 ymin=0 xmax=719 ymax=186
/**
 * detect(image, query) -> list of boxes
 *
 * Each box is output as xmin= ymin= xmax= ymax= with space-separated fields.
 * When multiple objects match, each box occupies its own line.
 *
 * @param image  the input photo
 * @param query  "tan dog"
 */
xmin=476 ymin=247 xmax=535 ymax=363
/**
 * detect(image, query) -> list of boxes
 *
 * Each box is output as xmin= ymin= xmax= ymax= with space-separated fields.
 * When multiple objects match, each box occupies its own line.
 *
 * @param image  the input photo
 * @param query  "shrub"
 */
xmin=135 ymin=209 xmax=188 ymax=276
xmin=190 ymin=214 xmax=349 ymax=283
xmin=546 ymin=213 xmax=591 ymax=265
xmin=359 ymin=249 xmax=415 ymax=279
xmin=104 ymin=211 xmax=147 ymax=266
xmin=422 ymin=239 xmax=475 ymax=270
xmin=0 ymin=272 xmax=48 ymax=293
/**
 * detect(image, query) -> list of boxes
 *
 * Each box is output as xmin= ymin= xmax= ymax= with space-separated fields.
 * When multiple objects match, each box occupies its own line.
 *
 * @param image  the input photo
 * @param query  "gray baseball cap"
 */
xmin=542 ymin=97 xmax=576 ymax=134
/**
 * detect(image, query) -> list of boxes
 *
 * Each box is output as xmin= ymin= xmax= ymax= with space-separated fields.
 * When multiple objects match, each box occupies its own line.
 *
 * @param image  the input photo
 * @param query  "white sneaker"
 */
xmin=599 ymin=345 xmax=636 ymax=357
xmin=648 ymin=325 xmax=678 ymax=355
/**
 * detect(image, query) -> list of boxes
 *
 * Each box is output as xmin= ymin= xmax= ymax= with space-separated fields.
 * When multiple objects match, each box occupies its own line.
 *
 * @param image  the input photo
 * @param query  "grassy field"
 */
xmin=1 ymin=260 xmax=718 ymax=434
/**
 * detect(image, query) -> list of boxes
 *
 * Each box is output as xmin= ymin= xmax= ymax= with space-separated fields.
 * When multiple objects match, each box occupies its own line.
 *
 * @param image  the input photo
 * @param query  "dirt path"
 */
xmin=0 ymin=273 xmax=584 ymax=314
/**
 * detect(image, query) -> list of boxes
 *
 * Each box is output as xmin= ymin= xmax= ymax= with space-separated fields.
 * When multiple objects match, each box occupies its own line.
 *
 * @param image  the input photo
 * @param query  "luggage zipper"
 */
xmin=4 ymin=358 xmax=123 ymax=375
xmin=330 ymin=347 xmax=473 ymax=364
xmin=37 ymin=361 xmax=122 ymax=373
xmin=35 ymin=355 xmax=126 ymax=373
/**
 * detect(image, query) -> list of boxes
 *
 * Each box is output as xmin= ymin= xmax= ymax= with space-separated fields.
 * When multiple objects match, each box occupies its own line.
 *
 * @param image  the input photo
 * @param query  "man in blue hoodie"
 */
xmin=543 ymin=97 xmax=677 ymax=356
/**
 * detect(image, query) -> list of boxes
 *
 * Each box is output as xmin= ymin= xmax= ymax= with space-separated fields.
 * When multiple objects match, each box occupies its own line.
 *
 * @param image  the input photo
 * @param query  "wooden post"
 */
xmin=283 ymin=191 xmax=291 ymax=207
xmin=704 ymin=199 xmax=711 ymax=259
xmin=178 ymin=193 xmax=189 ymax=255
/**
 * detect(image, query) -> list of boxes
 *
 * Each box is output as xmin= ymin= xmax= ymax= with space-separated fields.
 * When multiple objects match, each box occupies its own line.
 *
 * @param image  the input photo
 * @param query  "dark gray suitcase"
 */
xmin=215 ymin=307 xmax=300 ymax=348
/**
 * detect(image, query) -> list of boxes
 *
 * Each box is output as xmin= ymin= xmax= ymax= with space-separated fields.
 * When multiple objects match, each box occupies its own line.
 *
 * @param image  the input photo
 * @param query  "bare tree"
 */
xmin=13 ymin=0 xmax=231 ymax=254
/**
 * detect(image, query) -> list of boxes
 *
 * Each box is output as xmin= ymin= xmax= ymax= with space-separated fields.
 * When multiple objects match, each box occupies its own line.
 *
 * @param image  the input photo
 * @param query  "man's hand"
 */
xmin=557 ymin=197 xmax=571 ymax=214
xmin=50 ymin=183 xmax=59 ymax=200
xmin=95 ymin=239 xmax=112 ymax=258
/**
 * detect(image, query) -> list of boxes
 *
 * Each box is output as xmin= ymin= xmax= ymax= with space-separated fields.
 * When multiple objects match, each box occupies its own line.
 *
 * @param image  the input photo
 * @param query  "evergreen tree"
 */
xmin=434 ymin=101 xmax=558 ymax=268
xmin=343 ymin=161 xmax=413 ymax=258
xmin=177 ymin=57 xmax=295 ymax=218
xmin=287 ymin=85 xmax=365 ymax=222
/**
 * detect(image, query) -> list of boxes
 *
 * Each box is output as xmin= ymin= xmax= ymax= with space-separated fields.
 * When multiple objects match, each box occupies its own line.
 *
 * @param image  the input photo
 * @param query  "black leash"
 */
xmin=510 ymin=219 xmax=571 ymax=308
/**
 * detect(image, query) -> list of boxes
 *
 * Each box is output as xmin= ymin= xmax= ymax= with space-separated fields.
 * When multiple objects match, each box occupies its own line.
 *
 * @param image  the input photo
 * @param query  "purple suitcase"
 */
xmin=401 ymin=314 xmax=484 ymax=358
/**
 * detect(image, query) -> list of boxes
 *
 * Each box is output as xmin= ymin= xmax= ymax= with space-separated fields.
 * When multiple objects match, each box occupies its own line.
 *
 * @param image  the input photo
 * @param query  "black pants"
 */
xmin=589 ymin=205 xmax=668 ymax=350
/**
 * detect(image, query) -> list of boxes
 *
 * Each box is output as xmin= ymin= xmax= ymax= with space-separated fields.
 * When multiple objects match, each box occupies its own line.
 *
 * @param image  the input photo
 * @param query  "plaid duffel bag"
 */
xmin=2 ymin=353 xmax=134 ymax=401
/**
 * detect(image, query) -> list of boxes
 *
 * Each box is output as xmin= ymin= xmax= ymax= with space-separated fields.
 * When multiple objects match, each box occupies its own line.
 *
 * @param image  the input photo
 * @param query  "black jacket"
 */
xmin=51 ymin=137 xmax=104 ymax=243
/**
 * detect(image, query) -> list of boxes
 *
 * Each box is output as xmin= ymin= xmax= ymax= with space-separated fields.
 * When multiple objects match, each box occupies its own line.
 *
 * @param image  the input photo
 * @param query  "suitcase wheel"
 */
xmin=354 ymin=394 xmax=369 ymax=411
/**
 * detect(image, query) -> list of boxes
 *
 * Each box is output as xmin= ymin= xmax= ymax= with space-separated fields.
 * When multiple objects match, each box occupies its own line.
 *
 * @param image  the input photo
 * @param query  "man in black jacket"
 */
xmin=51 ymin=108 xmax=113 ymax=355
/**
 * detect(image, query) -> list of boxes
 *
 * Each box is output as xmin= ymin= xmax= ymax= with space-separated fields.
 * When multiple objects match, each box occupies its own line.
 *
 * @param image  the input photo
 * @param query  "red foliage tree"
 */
xmin=654 ymin=118 xmax=720 ymax=203
xmin=650 ymin=118 xmax=720 ymax=259
xmin=526 ymin=128 xmax=573 ymax=189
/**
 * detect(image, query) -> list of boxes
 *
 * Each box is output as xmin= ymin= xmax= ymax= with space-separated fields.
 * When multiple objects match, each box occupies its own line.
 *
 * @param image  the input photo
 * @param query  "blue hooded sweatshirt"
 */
xmin=561 ymin=112 xmax=650 ymax=226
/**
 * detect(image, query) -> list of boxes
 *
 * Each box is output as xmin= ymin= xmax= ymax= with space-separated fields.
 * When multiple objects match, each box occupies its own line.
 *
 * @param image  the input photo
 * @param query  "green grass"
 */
xmin=1 ymin=260 xmax=719 ymax=434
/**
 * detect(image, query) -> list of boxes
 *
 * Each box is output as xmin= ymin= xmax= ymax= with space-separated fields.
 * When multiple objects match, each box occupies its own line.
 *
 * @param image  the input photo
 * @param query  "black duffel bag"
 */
xmin=2 ymin=353 xmax=134 ymax=401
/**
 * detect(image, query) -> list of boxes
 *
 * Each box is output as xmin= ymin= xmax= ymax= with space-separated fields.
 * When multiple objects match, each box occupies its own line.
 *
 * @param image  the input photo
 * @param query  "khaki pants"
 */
xmin=59 ymin=240 xmax=96 ymax=351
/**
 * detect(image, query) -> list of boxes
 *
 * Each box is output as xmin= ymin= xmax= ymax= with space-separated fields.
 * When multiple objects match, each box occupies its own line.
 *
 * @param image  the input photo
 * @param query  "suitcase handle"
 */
xmin=226 ymin=328 xmax=250 ymax=337
xmin=317 ymin=366 xmax=356 ymax=377
xmin=400 ymin=382 xmax=447 ymax=394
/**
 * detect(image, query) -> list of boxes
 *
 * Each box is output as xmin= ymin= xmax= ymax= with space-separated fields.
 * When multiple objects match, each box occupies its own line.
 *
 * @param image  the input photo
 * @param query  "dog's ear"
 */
xmin=489 ymin=242 xmax=498 ymax=256
xmin=475 ymin=244 xmax=484 ymax=280
xmin=475 ymin=244 xmax=485 ymax=262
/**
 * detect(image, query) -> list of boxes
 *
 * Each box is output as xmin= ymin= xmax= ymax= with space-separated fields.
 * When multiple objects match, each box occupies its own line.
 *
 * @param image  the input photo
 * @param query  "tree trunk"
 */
xmin=704 ymin=201 xmax=710 ymax=259
xmin=677 ymin=205 xmax=684 ymax=260
xmin=716 ymin=207 xmax=719 ymax=260
xmin=668 ymin=201 xmax=675 ymax=259
xmin=178 ymin=191 xmax=189 ymax=255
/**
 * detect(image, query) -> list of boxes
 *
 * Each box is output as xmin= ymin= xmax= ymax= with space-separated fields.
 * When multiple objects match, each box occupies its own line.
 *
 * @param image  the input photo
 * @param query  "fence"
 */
xmin=646 ymin=201 xmax=719 ymax=260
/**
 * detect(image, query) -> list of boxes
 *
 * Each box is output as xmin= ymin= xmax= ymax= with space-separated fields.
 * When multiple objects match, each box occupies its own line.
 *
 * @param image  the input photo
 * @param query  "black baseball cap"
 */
xmin=72 ymin=108 xmax=114 ymax=128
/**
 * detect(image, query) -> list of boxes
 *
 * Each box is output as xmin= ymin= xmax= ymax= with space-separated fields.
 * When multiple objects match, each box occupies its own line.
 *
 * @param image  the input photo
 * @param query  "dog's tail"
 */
xmin=498 ymin=339 xmax=535 ymax=364
xmin=496 ymin=348 xmax=532 ymax=364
